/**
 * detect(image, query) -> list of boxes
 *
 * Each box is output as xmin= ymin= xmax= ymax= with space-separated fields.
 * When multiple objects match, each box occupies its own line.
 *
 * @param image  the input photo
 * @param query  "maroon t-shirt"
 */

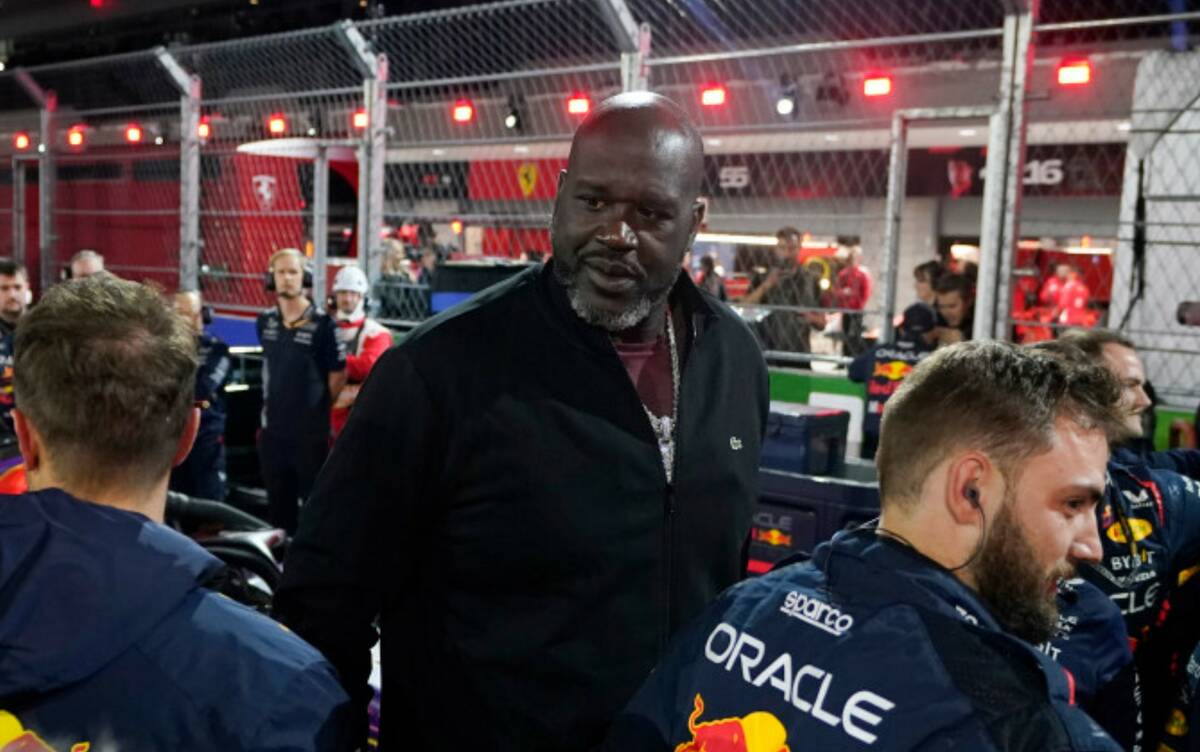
xmin=613 ymin=333 xmax=673 ymax=418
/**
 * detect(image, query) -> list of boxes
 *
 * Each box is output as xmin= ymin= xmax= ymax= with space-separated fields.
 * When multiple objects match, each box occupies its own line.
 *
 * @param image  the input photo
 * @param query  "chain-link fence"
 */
xmin=178 ymin=28 xmax=368 ymax=312
xmin=0 ymin=0 xmax=1195 ymax=386
xmin=990 ymin=4 xmax=1200 ymax=405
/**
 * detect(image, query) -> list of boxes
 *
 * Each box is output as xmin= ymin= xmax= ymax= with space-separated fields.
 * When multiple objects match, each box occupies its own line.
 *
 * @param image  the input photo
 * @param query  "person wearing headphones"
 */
xmin=256 ymin=248 xmax=345 ymax=534
xmin=329 ymin=266 xmax=392 ymax=439
xmin=603 ymin=341 xmax=1126 ymax=751
xmin=169 ymin=290 xmax=231 ymax=502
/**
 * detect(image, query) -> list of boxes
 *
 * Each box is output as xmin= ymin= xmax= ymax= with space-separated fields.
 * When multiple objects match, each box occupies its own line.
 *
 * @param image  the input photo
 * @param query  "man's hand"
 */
xmin=741 ymin=269 xmax=782 ymax=305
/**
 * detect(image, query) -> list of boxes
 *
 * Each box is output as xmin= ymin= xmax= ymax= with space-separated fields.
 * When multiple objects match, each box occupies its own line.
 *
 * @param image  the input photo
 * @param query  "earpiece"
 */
xmin=964 ymin=486 xmax=980 ymax=508
xmin=948 ymin=485 xmax=988 ymax=573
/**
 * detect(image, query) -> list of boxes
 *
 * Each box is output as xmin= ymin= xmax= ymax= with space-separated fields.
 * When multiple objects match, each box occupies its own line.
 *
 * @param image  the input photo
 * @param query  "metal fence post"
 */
xmin=156 ymin=48 xmax=201 ymax=292
xmin=15 ymin=70 xmax=55 ymax=291
xmin=11 ymin=158 xmax=26 ymax=266
xmin=340 ymin=21 xmax=387 ymax=288
xmin=880 ymin=112 xmax=910 ymax=344
xmin=595 ymin=0 xmax=647 ymax=92
xmin=622 ymin=24 xmax=652 ymax=92
xmin=313 ymin=145 xmax=330 ymax=298
xmin=977 ymin=1 xmax=1038 ymax=340
xmin=363 ymin=55 xmax=388 ymax=285
xmin=38 ymin=98 xmax=55 ymax=293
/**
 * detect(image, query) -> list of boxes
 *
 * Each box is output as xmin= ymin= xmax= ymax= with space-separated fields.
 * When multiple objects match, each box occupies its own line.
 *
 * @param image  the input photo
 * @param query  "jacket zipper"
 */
xmin=661 ymin=313 xmax=698 ymax=652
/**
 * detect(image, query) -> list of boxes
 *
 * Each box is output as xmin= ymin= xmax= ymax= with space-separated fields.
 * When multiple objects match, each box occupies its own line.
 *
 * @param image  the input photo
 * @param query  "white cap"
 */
xmin=333 ymin=265 xmax=369 ymax=294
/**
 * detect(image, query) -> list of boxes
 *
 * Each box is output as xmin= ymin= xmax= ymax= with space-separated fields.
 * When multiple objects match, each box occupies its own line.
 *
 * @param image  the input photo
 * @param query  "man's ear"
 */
xmin=685 ymin=198 xmax=707 ymax=251
xmin=12 ymin=409 xmax=41 ymax=473
xmin=171 ymin=408 xmax=201 ymax=468
xmin=944 ymin=451 xmax=992 ymax=526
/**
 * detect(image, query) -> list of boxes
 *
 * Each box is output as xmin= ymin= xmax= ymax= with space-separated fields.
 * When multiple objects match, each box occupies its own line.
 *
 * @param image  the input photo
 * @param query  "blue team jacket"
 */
xmin=0 ymin=489 xmax=351 ymax=751
xmin=604 ymin=528 xmax=1121 ymax=751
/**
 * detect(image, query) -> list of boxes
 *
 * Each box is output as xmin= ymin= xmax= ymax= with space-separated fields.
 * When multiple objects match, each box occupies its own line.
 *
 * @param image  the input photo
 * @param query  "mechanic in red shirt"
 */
xmin=836 ymin=245 xmax=872 ymax=355
xmin=330 ymin=266 xmax=393 ymax=438
xmin=1055 ymin=266 xmax=1092 ymax=328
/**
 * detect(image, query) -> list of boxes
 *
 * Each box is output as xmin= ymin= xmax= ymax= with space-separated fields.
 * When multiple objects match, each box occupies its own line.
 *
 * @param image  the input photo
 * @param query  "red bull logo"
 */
xmin=752 ymin=528 xmax=793 ymax=548
xmin=1106 ymin=518 xmax=1153 ymax=544
xmin=0 ymin=712 xmax=89 ymax=752
xmin=675 ymin=694 xmax=789 ymax=752
xmin=872 ymin=360 xmax=912 ymax=382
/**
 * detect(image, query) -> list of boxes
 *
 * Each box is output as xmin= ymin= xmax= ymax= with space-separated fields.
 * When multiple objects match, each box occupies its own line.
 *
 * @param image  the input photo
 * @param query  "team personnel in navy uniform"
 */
xmin=0 ymin=276 xmax=351 ymax=750
xmin=0 ymin=259 xmax=31 ymax=435
xmin=169 ymin=291 xmax=232 ymax=502
xmin=1043 ymin=577 xmax=1142 ymax=750
xmin=847 ymin=302 xmax=937 ymax=459
xmin=256 ymin=248 xmax=345 ymax=534
xmin=1048 ymin=330 xmax=1200 ymax=748
xmin=275 ymin=93 xmax=769 ymax=750
xmin=605 ymin=341 xmax=1125 ymax=752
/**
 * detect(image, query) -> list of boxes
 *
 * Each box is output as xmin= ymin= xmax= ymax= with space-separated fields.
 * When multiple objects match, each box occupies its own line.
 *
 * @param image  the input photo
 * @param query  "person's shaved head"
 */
xmin=550 ymin=92 xmax=707 ymax=337
xmin=567 ymin=92 xmax=705 ymax=199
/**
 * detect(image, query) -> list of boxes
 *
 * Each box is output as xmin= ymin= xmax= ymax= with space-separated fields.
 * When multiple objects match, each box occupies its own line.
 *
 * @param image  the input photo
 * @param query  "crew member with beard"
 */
xmin=273 ymin=93 xmax=769 ymax=750
xmin=1048 ymin=330 xmax=1200 ymax=748
xmin=603 ymin=341 xmax=1126 ymax=752
xmin=0 ymin=259 xmax=31 ymax=435
xmin=256 ymin=248 xmax=345 ymax=533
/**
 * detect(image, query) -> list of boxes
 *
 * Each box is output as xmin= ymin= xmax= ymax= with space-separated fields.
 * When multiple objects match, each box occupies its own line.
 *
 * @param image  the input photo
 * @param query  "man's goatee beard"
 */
xmin=565 ymin=287 xmax=653 ymax=333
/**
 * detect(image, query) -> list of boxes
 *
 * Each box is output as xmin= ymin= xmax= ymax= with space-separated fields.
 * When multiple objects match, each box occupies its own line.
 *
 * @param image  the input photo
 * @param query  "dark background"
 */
xmin=0 ymin=0 xmax=474 ymax=67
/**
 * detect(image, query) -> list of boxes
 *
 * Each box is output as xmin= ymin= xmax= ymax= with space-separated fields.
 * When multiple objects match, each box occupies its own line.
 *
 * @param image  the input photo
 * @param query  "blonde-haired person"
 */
xmin=256 ymin=248 xmax=346 ymax=534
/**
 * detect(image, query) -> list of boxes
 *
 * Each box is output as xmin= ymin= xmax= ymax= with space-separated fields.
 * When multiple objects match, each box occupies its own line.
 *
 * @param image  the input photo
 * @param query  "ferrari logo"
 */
xmin=518 ymin=163 xmax=538 ymax=197
xmin=251 ymin=174 xmax=277 ymax=212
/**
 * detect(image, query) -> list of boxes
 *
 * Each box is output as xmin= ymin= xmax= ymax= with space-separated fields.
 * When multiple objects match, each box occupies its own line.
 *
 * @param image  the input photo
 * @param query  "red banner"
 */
xmin=468 ymin=159 xmax=566 ymax=201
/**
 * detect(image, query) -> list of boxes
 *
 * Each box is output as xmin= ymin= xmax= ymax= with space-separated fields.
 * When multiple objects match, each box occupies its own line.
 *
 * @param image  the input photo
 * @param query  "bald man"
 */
xmin=169 ymin=291 xmax=231 ymax=501
xmin=275 ymin=93 xmax=769 ymax=749
xmin=69 ymin=250 xmax=105 ymax=280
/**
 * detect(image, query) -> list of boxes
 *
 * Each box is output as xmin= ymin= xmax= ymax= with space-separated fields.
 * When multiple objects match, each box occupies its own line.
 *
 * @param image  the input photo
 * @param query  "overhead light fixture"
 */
xmin=775 ymin=74 xmax=798 ymax=117
xmin=13 ymin=132 xmax=31 ymax=150
xmin=267 ymin=114 xmax=287 ymax=135
xmin=700 ymin=85 xmax=727 ymax=107
xmin=695 ymin=232 xmax=777 ymax=247
xmin=1057 ymin=58 xmax=1092 ymax=87
xmin=452 ymin=99 xmax=474 ymax=124
xmin=567 ymin=94 xmax=590 ymax=116
xmin=863 ymin=75 xmax=893 ymax=98
xmin=67 ymin=125 xmax=86 ymax=147
xmin=125 ymin=124 xmax=143 ymax=143
xmin=503 ymin=94 xmax=524 ymax=131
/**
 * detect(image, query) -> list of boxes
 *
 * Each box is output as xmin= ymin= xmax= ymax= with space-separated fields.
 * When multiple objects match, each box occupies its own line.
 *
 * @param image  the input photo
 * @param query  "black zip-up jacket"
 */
xmin=274 ymin=261 xmax=770 ymax=751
